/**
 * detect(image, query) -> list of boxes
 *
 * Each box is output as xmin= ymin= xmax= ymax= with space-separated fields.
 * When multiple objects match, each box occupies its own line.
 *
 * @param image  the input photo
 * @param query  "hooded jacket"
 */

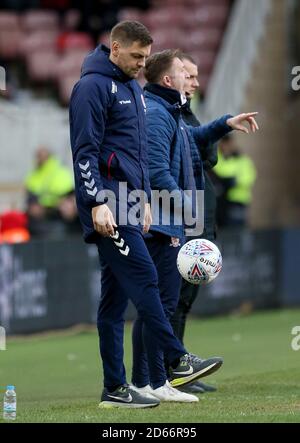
xmin=144 ymin=83 xmax=233 ymax=239
xmin=69 ymin=45 xmax=150 ymax=242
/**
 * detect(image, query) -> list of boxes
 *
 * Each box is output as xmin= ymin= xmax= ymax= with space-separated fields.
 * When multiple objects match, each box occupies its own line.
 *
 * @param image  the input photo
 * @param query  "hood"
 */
xmin=144 ymin=83 xmax=187 ymax=107
xmin=144 ymin=84 xmax=182 ymax=121
xmin=81 ymin=44 xmax=131 ymax=82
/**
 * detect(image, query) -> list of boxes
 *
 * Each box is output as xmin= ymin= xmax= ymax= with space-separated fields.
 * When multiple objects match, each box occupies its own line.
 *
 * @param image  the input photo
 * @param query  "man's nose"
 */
xmin=138 ymin=58 xmax=146 ymax=68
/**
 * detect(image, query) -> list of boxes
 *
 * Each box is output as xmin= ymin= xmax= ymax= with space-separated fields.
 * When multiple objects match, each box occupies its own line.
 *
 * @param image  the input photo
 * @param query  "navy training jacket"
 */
xmin=144 ymin=86 xmax=233 ymax=238
xmin=69 ymin=45 xmax=151 ymax=243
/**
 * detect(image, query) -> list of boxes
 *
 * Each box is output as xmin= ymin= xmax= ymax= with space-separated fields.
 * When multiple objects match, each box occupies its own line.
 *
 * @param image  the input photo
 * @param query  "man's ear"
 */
xmin=111 ymin=41 xmax=120 ymax=57
xmin=162 ymin=74 xmax=172 ymax=88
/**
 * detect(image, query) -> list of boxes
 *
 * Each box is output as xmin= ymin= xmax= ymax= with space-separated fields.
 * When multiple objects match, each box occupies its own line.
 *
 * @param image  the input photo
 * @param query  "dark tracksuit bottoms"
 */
xmin=131 ymin=232 xmax=183 ymax=389
xmin=95 ymin=227 xmax=186 ymax=391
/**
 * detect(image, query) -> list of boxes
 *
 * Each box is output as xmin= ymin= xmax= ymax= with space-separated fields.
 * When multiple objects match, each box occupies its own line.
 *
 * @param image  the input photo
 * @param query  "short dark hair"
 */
xmin=144 ymin=49 xmax=180 ymax=83
xmin=110 ymin=21 xmax=153 ymax=47
xmin=176 ymin=51 xmax=197 ymax=66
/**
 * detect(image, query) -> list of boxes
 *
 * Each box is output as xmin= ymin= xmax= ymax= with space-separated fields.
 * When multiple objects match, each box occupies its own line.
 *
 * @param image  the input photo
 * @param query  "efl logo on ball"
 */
xmin=177 ymin=239 xmax=222 ymax=285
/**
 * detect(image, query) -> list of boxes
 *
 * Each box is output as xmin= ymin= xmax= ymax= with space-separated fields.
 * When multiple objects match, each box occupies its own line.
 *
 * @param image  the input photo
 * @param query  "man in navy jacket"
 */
xmin=131 ymin=49 xmax=259 ymax=401
xmin=170 ymin=52 xmax=219 ymax=394
xmin=69 ymin=22 xmax=224 ymax=408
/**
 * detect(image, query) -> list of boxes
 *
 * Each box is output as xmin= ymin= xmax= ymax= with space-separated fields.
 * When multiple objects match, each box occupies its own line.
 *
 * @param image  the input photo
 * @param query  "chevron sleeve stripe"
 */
xmin=70 ymin=79 xmax=109 ymax=208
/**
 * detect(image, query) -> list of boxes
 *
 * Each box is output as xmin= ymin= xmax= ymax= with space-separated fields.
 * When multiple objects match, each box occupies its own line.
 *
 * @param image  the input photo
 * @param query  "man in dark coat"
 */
xmin=170 ymin=53 xmax=219 ymax=394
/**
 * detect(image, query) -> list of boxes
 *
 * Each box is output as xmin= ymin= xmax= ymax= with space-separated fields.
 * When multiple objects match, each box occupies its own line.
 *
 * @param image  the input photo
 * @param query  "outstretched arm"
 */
xmin=226 ymin=112 xmax=259 ymax=134
xmin=192 ymin=112 xmax=259 ymax=147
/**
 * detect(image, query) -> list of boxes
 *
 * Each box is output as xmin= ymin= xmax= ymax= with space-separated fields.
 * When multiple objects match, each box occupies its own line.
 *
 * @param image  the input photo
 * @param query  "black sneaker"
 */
xmin=99 ymin=385 xmax=160 ymax=409
xmin=169 ymin=353 xmax=223 ymax=388
xmin=179 ymin=380 xmax=217 ymax=394
xmin=194 ymin=380 xmax=217 ymax=392
xmin=178 ymin=382 xmax=205 ymax=394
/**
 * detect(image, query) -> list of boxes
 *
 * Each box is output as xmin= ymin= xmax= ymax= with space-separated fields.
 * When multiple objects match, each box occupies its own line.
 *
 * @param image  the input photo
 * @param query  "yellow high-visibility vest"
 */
xmin=25 ymin=156 xmax=74 ymax=208
xmin=213 ymin=151 xmax=256 ymax=205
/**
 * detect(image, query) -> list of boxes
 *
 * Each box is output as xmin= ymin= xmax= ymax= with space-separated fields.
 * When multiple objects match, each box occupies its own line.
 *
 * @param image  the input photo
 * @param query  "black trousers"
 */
xmin=170 ymin=279 xmax=199 ymax=344
xmin=170 ymin=229 xmax=215 ymax=344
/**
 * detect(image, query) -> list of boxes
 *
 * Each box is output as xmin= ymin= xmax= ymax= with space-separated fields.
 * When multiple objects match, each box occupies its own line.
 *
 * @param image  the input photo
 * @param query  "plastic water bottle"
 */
xmin=3 ymin=385 xmax=17 ymax=420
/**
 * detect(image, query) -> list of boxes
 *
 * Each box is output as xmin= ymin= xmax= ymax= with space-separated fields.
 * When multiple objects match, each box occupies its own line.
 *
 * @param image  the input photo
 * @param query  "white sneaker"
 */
xmin=151 ymin=381 xmax=199 ymax=402
xmin=130 ymin=384 xmax=158 ymax=400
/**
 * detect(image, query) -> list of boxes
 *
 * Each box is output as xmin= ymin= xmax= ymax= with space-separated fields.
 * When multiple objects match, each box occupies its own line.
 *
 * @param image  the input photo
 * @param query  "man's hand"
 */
xmin=143 ymin=203 xmax=152 ymax=234
xmin=92 ymin=204 xmax=117 ymax=237
xmin=227 ymin=112 xmax=259 ymax=134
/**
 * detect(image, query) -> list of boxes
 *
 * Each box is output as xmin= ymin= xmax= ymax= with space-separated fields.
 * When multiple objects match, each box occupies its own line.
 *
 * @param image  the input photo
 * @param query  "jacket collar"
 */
xmin=181 ymin=99 xmax=193 ymax=114
xmin=144 ymin=83 xmax=185 ymax=105
xmin=144 ymin=83 xmax=186 ymax=120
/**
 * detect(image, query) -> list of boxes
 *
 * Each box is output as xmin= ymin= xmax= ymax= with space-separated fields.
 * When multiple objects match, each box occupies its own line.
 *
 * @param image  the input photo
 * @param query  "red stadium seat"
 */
xmin=55 ymin=50 xmax=87 ymax=79
xmin=118 ymin=8 xmax=141 ymax=22
xmin=0 ymin=210 xmax=28 ymax=233
xmin=21 ymin=10 xmax=59 ymax=32
xmin=57 ymin=32 xmax=93 ymax=53
xmin=0 ymin=12 xmax=22 ymax=59
xmin=63 ymin=9 xmax=81 ymax=30
xmin=144 ymin=8 xmax=185 ymax=29
xmin=0 ymin=29 xmax=23 ymax=59
xmin=0 ymin=228 xmax=30 ymax=244
xmin=192 ymin=5 xmax=230 ymax=27
xmin=26 ymin=50 xmax=59 ymax=82
xmin=180 ymin=28 xmax=223 ymax=52
xmin=19 ymin=30 xmax=58 ymax=57
xmin=0 ymin=1 xmax=231 ymax=101
xmin=0 ymin=210 xmax=30 ymax=244
xmin=189 ymin=50 xmax=216 ymax=75
xmin=150 ymin=29 xmax=184 ymax=52
xmin=0 ymin=11 xmax=20 ymax=29
xmin=142 ymin=1 xmax=228 ymax=96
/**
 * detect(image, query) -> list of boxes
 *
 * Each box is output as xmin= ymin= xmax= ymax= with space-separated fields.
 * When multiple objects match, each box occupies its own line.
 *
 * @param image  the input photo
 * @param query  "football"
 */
xmin=177 ymin=239 xmax=222 ymax=285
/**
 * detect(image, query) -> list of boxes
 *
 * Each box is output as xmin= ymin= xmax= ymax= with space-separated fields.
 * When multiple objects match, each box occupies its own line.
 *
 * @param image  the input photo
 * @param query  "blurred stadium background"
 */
xmin=0 ymin=0 xmax=300 ymax=332
xmin=0 ymin=0 xmax=300 ymax=423
xmin=0 ymin=0 xmax=300 ymax=422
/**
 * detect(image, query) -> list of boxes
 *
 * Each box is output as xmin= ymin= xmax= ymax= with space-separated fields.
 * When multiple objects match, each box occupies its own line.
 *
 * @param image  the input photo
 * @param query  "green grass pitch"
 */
xmin=1 ymin=309 xmax=300 ymax=423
